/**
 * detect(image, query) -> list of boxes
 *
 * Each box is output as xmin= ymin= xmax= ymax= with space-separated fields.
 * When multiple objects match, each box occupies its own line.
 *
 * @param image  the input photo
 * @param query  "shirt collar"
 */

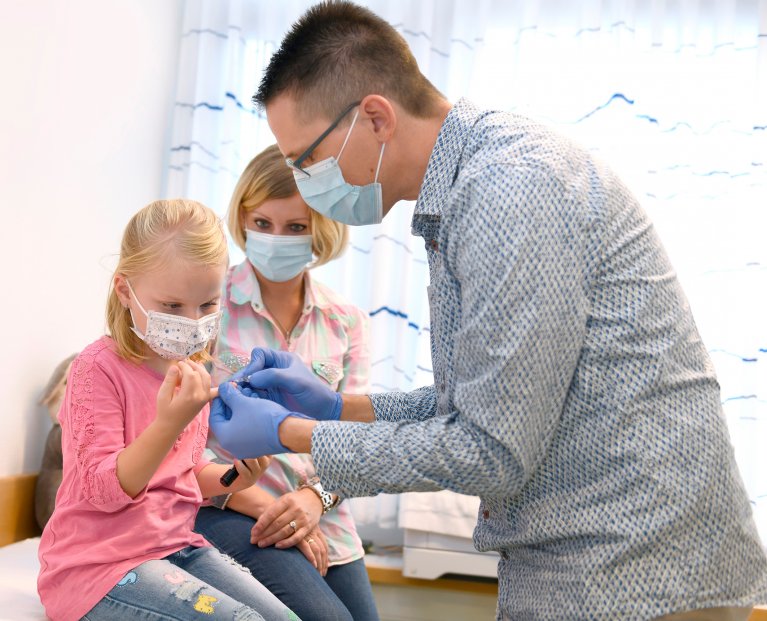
xmin=414 ymin=98 xmax=483 ymax=218
xmin=228 ymin=261 xmax=331 ymax=313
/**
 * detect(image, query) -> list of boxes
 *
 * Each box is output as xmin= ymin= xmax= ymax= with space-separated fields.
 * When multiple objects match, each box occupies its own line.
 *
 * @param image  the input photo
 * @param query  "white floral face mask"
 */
xmin=125 ymin=280 xmax=221 ymax=360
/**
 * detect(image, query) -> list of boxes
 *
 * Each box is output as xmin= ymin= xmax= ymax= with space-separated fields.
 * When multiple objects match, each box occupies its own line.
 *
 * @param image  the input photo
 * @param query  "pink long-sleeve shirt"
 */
xmin=37 ymin=336 xmax=211 ymax=621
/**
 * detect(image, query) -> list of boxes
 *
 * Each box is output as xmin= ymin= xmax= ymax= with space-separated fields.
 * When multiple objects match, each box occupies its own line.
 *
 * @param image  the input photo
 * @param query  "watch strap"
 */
xmin=299 ymin=477 xmax=338 ymax=514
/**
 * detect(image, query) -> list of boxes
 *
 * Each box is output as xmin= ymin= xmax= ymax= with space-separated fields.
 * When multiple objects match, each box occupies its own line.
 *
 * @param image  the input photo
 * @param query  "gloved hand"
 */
xmin=210 ymin=381 xmax=299 ymax=459
xmin=234 ymin=347 xmax=342 ymax=422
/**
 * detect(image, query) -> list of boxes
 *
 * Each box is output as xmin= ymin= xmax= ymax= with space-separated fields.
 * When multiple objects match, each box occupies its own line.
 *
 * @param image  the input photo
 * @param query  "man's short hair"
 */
xmin=253 ymin=0 xmax=444 ymax=121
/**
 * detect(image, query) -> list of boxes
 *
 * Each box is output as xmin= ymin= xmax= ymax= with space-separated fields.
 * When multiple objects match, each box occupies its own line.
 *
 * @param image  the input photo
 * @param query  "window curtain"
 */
xmin=465 ymin=0 xmax=767 ymax=541
xmin=165 ymin=0 xmax=767 ymax=541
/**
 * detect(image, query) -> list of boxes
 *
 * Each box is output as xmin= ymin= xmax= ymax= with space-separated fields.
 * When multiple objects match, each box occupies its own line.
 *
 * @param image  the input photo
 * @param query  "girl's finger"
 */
xmin=157 ymin=365 xmax=180 ymax=405
xmin=241 ymin=458 xmax=263 ymax=480
xmin=180 ymin=360 xmax=204 ymax=394
xmin=233 ymin=459 xmax=252 ymax=478
xmin=174 ymin=360 xmax=192 ymax=394
xmin=189 ymin=360 xmax=211 ymax=388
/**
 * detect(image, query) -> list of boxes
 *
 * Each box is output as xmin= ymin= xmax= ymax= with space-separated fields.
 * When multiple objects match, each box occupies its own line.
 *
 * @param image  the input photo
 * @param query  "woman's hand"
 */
xmin=156 ymin=360 xmax=211 ymax=432
xmin=250 ymin=487 xmax=323 ymax=548
xmin=296 ymin=528 xmax=329 ymax=576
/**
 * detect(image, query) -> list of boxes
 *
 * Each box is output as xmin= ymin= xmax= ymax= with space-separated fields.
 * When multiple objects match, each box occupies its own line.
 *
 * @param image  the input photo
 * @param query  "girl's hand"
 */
xmin=156 ymin=360 xmax=211 ymax=431
xmin=296 ymin=528 xmax=329 ymax=575
xmin=232 ymin=456 xmax=272 ymax=487
xmin=250 ymin=487 xmax=323 ymax=549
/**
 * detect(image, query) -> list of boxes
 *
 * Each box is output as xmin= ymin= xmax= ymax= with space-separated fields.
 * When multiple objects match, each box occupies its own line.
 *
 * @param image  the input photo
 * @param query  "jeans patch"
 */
xmin=193 ymin=593 xmax=218 ymax=614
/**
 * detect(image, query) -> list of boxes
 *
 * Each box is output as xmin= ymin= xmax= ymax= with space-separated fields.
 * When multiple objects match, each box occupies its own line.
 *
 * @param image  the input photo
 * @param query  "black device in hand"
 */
xmin=220 ymin=466 xmax=239 ymax=487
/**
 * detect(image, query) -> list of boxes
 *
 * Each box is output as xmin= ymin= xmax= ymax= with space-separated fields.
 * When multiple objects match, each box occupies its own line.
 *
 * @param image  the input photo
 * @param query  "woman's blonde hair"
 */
xmin=106 ymin=199 xmax=228 ymax=364
xmin=227 ymin=144 xmax=348 ymax=267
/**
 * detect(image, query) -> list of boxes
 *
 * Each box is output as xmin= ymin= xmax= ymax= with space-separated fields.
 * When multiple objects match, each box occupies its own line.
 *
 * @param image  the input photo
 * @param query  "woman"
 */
xmin=195 ymin=145 xmax=379 ymax=621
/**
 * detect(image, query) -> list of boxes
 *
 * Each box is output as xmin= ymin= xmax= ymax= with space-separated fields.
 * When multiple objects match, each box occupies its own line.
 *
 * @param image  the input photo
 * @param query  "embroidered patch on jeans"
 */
xmin=194 ymin=594 xmax=218 ymax=614
xmin=116 ymin=571 xmax=137 ymax=586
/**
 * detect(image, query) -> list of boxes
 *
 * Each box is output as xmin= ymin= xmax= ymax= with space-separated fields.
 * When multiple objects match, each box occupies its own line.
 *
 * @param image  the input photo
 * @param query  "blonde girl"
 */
xmin=37 ymin=199 xmax=298 ymax=621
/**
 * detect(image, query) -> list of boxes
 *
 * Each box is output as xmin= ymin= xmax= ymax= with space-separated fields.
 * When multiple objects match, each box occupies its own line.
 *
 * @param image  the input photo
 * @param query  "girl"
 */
xmin=37 ymin=199 xmax=298 ymax=621
xmin=195 ymin=145 xmax=379 ymax=621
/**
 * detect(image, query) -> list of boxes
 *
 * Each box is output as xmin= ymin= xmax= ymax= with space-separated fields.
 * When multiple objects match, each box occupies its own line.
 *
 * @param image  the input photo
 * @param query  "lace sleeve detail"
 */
xmin=64 ymin=341 xmax=138 ymax=511
xmin=69 ymin=348 xmax=97 ymax=466
xmin=192 ymin=407 xmax=209 ymax=465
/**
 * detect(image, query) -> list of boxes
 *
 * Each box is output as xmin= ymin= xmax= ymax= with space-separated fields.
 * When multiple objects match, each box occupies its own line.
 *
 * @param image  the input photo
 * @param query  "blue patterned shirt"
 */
xmin=312 ymin=99 xmax=767 ymax=619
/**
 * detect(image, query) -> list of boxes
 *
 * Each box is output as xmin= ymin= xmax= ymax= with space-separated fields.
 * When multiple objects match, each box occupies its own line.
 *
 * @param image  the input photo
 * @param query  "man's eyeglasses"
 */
xmin=286 ymin=101 xmax=361 ymax=178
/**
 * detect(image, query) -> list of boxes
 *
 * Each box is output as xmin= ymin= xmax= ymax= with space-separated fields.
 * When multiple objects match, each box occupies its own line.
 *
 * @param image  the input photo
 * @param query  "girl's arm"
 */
xmin=221 ymin=483 xmax=278 ymax=519
xmin=117 ymin=361 xmax=210 ymax=498
xmin=195 ymin=457 xmax=272 ymax=498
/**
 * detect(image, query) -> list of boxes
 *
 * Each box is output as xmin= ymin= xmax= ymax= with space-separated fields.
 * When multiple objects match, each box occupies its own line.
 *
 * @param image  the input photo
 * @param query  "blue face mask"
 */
xmin=245 ymin=230 xmax=313 ymax=282
xmin=292 ymin=110 xmax=386 ymax=227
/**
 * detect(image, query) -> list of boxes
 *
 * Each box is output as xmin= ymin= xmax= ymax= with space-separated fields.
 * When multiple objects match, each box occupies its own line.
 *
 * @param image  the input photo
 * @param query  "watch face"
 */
xmin=319 ymin=489 xmax=333 ymax=511
xmin=302 ymin=478 xmax=336 ymax=512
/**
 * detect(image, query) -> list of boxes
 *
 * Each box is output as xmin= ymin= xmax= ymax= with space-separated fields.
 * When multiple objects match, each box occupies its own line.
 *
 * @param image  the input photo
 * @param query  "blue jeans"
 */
xmin=82 ymin=546 xmax=298 ymax=620
xmin=195 ymin=506 xmax=380 ymax=621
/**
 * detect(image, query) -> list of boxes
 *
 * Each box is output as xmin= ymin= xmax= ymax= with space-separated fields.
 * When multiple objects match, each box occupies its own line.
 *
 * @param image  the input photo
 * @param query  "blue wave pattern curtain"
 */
xmin=464 ymin=0 xmax=767 ymax=540
xmin=165 ymin=0 xmax=767 ymax=540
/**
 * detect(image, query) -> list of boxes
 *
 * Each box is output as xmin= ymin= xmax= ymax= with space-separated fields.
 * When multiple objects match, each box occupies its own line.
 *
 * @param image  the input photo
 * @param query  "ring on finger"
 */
xmin=289 ymin=520 xmax=297 ymax=532
xmin=306 ymin=538 xmax=315 ymax=544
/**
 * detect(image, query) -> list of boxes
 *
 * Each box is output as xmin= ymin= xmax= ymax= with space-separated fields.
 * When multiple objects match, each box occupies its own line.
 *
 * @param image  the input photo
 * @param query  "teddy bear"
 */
xmin=35 ymin=353 xmax=77 ymax=530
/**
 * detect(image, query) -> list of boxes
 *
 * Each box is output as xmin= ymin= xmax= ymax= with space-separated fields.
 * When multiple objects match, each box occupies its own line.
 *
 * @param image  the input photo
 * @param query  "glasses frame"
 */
xmin=286 ymin=101 xmax=361 ymax=178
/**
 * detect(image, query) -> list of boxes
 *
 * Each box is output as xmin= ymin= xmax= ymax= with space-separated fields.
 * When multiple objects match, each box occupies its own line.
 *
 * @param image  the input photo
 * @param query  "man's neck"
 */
xmin=392 ymin=100 xmax=453 ymax=203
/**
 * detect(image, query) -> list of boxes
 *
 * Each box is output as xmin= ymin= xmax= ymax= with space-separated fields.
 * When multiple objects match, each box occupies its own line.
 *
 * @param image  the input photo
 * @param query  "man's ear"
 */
xmin=359 ymin=94 xmax=397 ymax=143
xmin=114 ymin=274 xmax=131 ymax=308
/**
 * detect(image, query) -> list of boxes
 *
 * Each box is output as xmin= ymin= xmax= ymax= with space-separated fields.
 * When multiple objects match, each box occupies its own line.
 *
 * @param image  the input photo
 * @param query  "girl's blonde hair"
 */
xmin=227 ymin=144 xmax=348 ymax=266
xmin=106 ymin=199 xmax=228 ymax=363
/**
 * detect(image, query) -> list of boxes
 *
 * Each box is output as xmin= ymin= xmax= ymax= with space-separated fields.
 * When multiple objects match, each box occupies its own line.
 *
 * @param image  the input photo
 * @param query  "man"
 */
xmin=211 ymin=2 xmax=767 ymax=619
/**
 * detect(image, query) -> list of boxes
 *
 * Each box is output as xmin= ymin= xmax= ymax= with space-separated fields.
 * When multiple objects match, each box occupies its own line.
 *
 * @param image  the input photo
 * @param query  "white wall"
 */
xmin=0 ymin=0 xmax=184 ymax=476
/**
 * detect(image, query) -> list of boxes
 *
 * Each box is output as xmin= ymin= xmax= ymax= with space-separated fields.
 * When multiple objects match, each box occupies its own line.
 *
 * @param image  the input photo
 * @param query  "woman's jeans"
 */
xmin=195 ymin=506 xmax=380 ymax=621
xmin=82 ymin=545 xmax=298 ymax=620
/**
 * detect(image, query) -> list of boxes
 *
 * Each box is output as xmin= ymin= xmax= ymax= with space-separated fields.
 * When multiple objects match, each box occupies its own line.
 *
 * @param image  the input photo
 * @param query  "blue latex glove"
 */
xmin=235 ymin=347 xmax=342 ymax=422
xmin=210 ymin=381 xmax=298 ymax=459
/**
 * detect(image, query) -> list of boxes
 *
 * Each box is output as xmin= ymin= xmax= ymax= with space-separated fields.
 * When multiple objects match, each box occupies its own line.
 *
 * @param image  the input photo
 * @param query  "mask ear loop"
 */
xmin=374 ymin=143 xmax=386 ymax=183
xmin=336 ymin=109 xmax=360 ymax=163
xmin=124 ymin=279 xmax=150 ymax=341
xmin=125 ymin=279 xmax=149 ymax=317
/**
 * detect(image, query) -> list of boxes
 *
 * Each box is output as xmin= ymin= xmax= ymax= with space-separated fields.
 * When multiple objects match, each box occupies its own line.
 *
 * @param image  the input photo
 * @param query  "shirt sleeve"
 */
xmin=311 ymin=165 xmax=590 ymax=498
xmin=368 ymin=385 xmax=438 ymax=422
xmin=337 ymin=306 xmax=371 ymax=395
xmin=193 ymin=456 xmax=212 ymax=476
xmin=62 ymin=354 xmax=145 ymax=512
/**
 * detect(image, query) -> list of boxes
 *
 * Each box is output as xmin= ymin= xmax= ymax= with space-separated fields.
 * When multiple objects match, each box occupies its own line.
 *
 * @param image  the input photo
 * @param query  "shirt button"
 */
xmin=430 ymin=239 xmax=438 ymax=251
xmin=482 ymin=510 xmax=490 ymax=519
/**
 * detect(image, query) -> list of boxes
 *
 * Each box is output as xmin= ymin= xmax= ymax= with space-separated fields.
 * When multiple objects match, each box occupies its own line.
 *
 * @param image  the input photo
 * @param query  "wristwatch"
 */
xmin=299 ymin=476 xmax=340 ymax=514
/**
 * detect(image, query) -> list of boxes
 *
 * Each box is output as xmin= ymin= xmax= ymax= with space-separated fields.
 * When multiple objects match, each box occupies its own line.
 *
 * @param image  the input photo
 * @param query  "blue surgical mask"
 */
xmin=245 ymin=229 xmax=313 ymax=282
xmin=292 ymin=110 xmax=386 ymax=226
